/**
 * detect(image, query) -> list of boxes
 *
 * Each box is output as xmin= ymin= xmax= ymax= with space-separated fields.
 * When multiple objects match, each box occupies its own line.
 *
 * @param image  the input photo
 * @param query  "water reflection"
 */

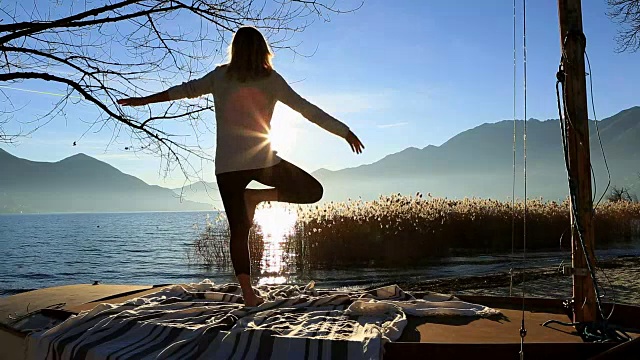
xmin=253 ymin=205 xmax=297 ymax=278
xmin=258 ymin=276 xmax=287 ymax=285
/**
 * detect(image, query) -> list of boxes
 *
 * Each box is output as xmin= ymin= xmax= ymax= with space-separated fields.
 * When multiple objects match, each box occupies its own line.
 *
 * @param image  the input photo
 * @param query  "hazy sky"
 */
xmin=3 ymin=0 xmax=639 ymax=188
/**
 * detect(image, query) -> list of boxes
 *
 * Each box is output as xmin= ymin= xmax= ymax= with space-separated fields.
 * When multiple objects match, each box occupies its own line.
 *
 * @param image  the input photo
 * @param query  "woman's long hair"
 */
xmin=226 ymin=26 xmax=273 ymax=82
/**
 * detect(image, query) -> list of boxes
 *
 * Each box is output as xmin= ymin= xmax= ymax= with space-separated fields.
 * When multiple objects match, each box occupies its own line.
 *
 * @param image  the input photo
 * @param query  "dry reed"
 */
xmin=190 ymin=194 xmax=640 ymax=271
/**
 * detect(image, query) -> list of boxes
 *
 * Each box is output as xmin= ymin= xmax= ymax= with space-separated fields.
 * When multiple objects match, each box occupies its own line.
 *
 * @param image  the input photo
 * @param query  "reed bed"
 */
xmin=190 ymin=194 xmax=640 ymax=271
xmin=292 ymin=194 xmax=640 ymax=268
xmin=188 ymin=213 xmax=264 ymax=272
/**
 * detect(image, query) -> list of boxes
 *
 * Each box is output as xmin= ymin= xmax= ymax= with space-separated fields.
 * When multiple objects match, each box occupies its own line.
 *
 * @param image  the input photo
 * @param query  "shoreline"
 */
xmin=403 ymin=255 xmax=640 ymax=305
xmin=4 ymin=255 xmax=640 ymax=306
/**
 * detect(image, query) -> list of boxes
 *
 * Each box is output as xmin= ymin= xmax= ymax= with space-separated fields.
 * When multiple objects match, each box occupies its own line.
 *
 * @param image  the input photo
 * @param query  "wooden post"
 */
xmin=557 ymin=0 xmax=597 ymax=323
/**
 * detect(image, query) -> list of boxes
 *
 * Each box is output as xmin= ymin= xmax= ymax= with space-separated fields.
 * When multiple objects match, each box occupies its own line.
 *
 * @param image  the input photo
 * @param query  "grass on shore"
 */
xmin=189 ymin=194 xmax=640 ymax=272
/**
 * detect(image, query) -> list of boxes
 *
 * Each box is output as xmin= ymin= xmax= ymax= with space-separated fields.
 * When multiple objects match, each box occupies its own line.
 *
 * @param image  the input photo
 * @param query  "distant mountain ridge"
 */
xmin=0 ymin=149 xmax=211 ymax=213
xmin=172 ymin=181 xmax=222 ymax=207
xmin=2 ymin=106 xmax=639 ymax=212
xmin=312 ymin=106 xmax=640 ymax=201
xmin=174 ymin=107 xmax=640 ymax=205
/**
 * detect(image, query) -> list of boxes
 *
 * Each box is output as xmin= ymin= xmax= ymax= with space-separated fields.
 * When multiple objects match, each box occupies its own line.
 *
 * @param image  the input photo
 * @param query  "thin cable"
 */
xmin=510 ymin=0 xmax=517 ymax=297
xmin=585 ymin=50 xmax=617 ymax=320
xmin=585 ymin=51 xmax=612 ymax=208
xmin=512 ymin=0 xmax=517 ymax=238
xmin=520 ymin=0 xmax=528 ymax=357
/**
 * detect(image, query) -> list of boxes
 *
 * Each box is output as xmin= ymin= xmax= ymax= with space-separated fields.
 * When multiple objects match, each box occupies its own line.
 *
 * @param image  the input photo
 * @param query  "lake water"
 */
xmin=2 ymin=211 xmax=639 ymax=297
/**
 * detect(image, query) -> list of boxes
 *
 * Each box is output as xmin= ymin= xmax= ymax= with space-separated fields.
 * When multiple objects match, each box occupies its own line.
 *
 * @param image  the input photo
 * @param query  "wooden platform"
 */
xmin=386 ymin=295 xmax=640 ymax=360
xmin=0 ymin=284 xmax=167 ymax=360
xmin=2 ymin=285 xmax=639 ymax=360
xmin=406 ymin=308 xmax=583 ymax=343
xmin=0 ymin=284 xmax=153 ymax=325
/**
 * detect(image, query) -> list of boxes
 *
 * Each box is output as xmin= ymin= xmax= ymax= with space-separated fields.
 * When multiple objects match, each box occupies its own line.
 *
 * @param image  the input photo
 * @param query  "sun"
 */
xmin=268 ymin=125 xmax=296 ymax=154
xmin=268 ymin=109 xmax=298 ymax=155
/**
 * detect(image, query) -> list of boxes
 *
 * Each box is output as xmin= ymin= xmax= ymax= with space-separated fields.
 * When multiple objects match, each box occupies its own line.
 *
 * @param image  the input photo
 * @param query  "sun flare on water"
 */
xmin=253 ymin=205 xmax=298 ymax=284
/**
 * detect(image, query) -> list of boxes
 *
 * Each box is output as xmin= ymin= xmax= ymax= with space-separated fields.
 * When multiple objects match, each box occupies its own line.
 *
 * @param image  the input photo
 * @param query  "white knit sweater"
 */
xmin=167 ymin=65 xmax=350 ymax=175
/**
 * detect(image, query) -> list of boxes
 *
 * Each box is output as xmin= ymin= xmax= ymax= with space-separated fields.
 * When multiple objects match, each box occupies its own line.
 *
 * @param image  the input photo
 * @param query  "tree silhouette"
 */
xmin=608 ymin=0 xmax=640 ymax=52
xmin=0 ymin=0 xmax=360 ymax=180
xmin=606 ymin=185 xmax=638 ymax=202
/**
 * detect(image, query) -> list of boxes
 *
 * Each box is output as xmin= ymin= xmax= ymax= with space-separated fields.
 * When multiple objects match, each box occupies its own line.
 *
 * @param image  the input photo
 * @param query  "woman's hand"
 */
xmin=117 ymin=97 xmax=148 ymax=107
xmin=346 ymin=130 xmax=364 ymax=154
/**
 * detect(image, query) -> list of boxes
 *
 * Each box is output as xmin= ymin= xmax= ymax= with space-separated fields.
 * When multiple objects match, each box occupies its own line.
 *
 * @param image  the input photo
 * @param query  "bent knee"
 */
xmin=306 ymin=182 xmax=323 ymax=203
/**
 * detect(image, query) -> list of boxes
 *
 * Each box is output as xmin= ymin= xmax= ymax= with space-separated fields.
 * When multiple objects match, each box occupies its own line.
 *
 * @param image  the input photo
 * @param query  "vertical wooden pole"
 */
xmin=557 ymin=0 xmax=597 ymax=323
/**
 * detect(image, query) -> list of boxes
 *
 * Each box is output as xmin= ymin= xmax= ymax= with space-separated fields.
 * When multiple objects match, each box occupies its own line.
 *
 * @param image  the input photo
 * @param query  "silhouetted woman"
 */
xmin=118 ymin=26 xmax=364 ymax=306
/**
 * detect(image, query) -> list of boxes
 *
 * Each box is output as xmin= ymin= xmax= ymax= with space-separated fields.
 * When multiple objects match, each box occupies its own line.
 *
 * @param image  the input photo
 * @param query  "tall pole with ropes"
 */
xmin=557 ymin=0 xmax=597 ymax=323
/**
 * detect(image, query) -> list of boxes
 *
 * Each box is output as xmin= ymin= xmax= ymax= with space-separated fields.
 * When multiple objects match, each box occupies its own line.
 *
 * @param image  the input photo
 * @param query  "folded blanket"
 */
xmin=26 ymin=280 xmax=500 ymax=360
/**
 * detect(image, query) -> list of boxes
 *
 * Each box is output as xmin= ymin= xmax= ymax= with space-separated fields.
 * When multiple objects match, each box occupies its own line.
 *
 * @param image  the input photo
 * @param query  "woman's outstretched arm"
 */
xmin=274 ymin=72 xmax=365 ymax=154
xmin=345 ymin=131 xmax=365 ymax=154
xmin=118 ymin=68 xmax=218 ymax=107
xmin=117 ymin=91 xmax=170 ymax=107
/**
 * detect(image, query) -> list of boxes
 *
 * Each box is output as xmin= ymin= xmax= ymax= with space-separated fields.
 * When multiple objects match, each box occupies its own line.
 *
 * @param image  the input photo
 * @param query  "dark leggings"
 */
xmin=216 ymin=159 xmax=323 ymax=276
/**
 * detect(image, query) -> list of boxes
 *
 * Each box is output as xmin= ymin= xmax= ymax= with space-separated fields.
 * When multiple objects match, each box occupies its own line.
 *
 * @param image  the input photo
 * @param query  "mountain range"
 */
xmin=314 ymin=106 xmax=640 ymax=202
xmin=0 ymin=150 xmax=211 ymax=213
xmin=1 ymin=106 xmax=639 ymax=213
xmin=177 ymin=106 xmax=640 ymax=204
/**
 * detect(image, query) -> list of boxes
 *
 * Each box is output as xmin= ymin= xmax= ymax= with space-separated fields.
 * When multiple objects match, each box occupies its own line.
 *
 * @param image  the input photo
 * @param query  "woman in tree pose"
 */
xmin=118 ymin=26 xmax=364 ymax=306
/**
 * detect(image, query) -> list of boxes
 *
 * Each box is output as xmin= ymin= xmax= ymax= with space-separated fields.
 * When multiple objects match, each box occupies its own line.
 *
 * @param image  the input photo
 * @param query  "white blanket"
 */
xmin=26 ymin=280 xmax=500 ymax=360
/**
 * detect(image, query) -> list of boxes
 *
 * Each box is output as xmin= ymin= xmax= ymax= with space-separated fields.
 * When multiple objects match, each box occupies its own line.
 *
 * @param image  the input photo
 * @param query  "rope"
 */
xmin=558 ymin=32 xmax=606 ymax=318
xmin=585 ymin=52 xmax=612 ymax=209
xmin=542 ymin=319 xmax=632 ymax=342
xmin=553 ymin=32 xmax=624 ymax=343
xmin=585 ymin=50 xmax=618 ymax=321
xmin=519 ymin=0 xmax=528 ymax=357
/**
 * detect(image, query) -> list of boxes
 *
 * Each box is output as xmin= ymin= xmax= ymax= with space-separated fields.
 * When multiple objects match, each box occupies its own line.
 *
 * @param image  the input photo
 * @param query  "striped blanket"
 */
xmin=26 ymin=280 xmax=500 ymax=360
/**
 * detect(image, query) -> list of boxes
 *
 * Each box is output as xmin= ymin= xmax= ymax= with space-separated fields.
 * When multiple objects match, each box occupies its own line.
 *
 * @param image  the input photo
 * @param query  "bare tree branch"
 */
xmin=608 ymin=0 xmax=640 ymax=52
xmin=0 ymin=0 xmax=141 ymax=43
xmin=0 ymin=0 xmax=362 ymax=184
xmin=607 ymin=185 xmax=638 ymax=202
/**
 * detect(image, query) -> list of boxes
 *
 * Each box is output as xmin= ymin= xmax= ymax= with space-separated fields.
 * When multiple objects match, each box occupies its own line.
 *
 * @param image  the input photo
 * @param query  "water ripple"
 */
xmin=1 ymin=211 xmax=639 ymax=296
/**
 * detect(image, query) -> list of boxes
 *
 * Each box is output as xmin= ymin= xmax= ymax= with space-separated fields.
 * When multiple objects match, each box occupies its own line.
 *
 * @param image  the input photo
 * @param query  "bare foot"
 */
xmin=243 ymin=291 xmax=264 ymax=307
xmin=236 ymin=274 xmax=263 ymax=307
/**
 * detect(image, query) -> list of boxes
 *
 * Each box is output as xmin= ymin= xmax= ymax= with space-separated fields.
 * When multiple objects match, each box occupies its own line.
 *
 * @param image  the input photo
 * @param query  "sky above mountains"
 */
xmin=3 ymin=1 xmax=639 ymax=188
